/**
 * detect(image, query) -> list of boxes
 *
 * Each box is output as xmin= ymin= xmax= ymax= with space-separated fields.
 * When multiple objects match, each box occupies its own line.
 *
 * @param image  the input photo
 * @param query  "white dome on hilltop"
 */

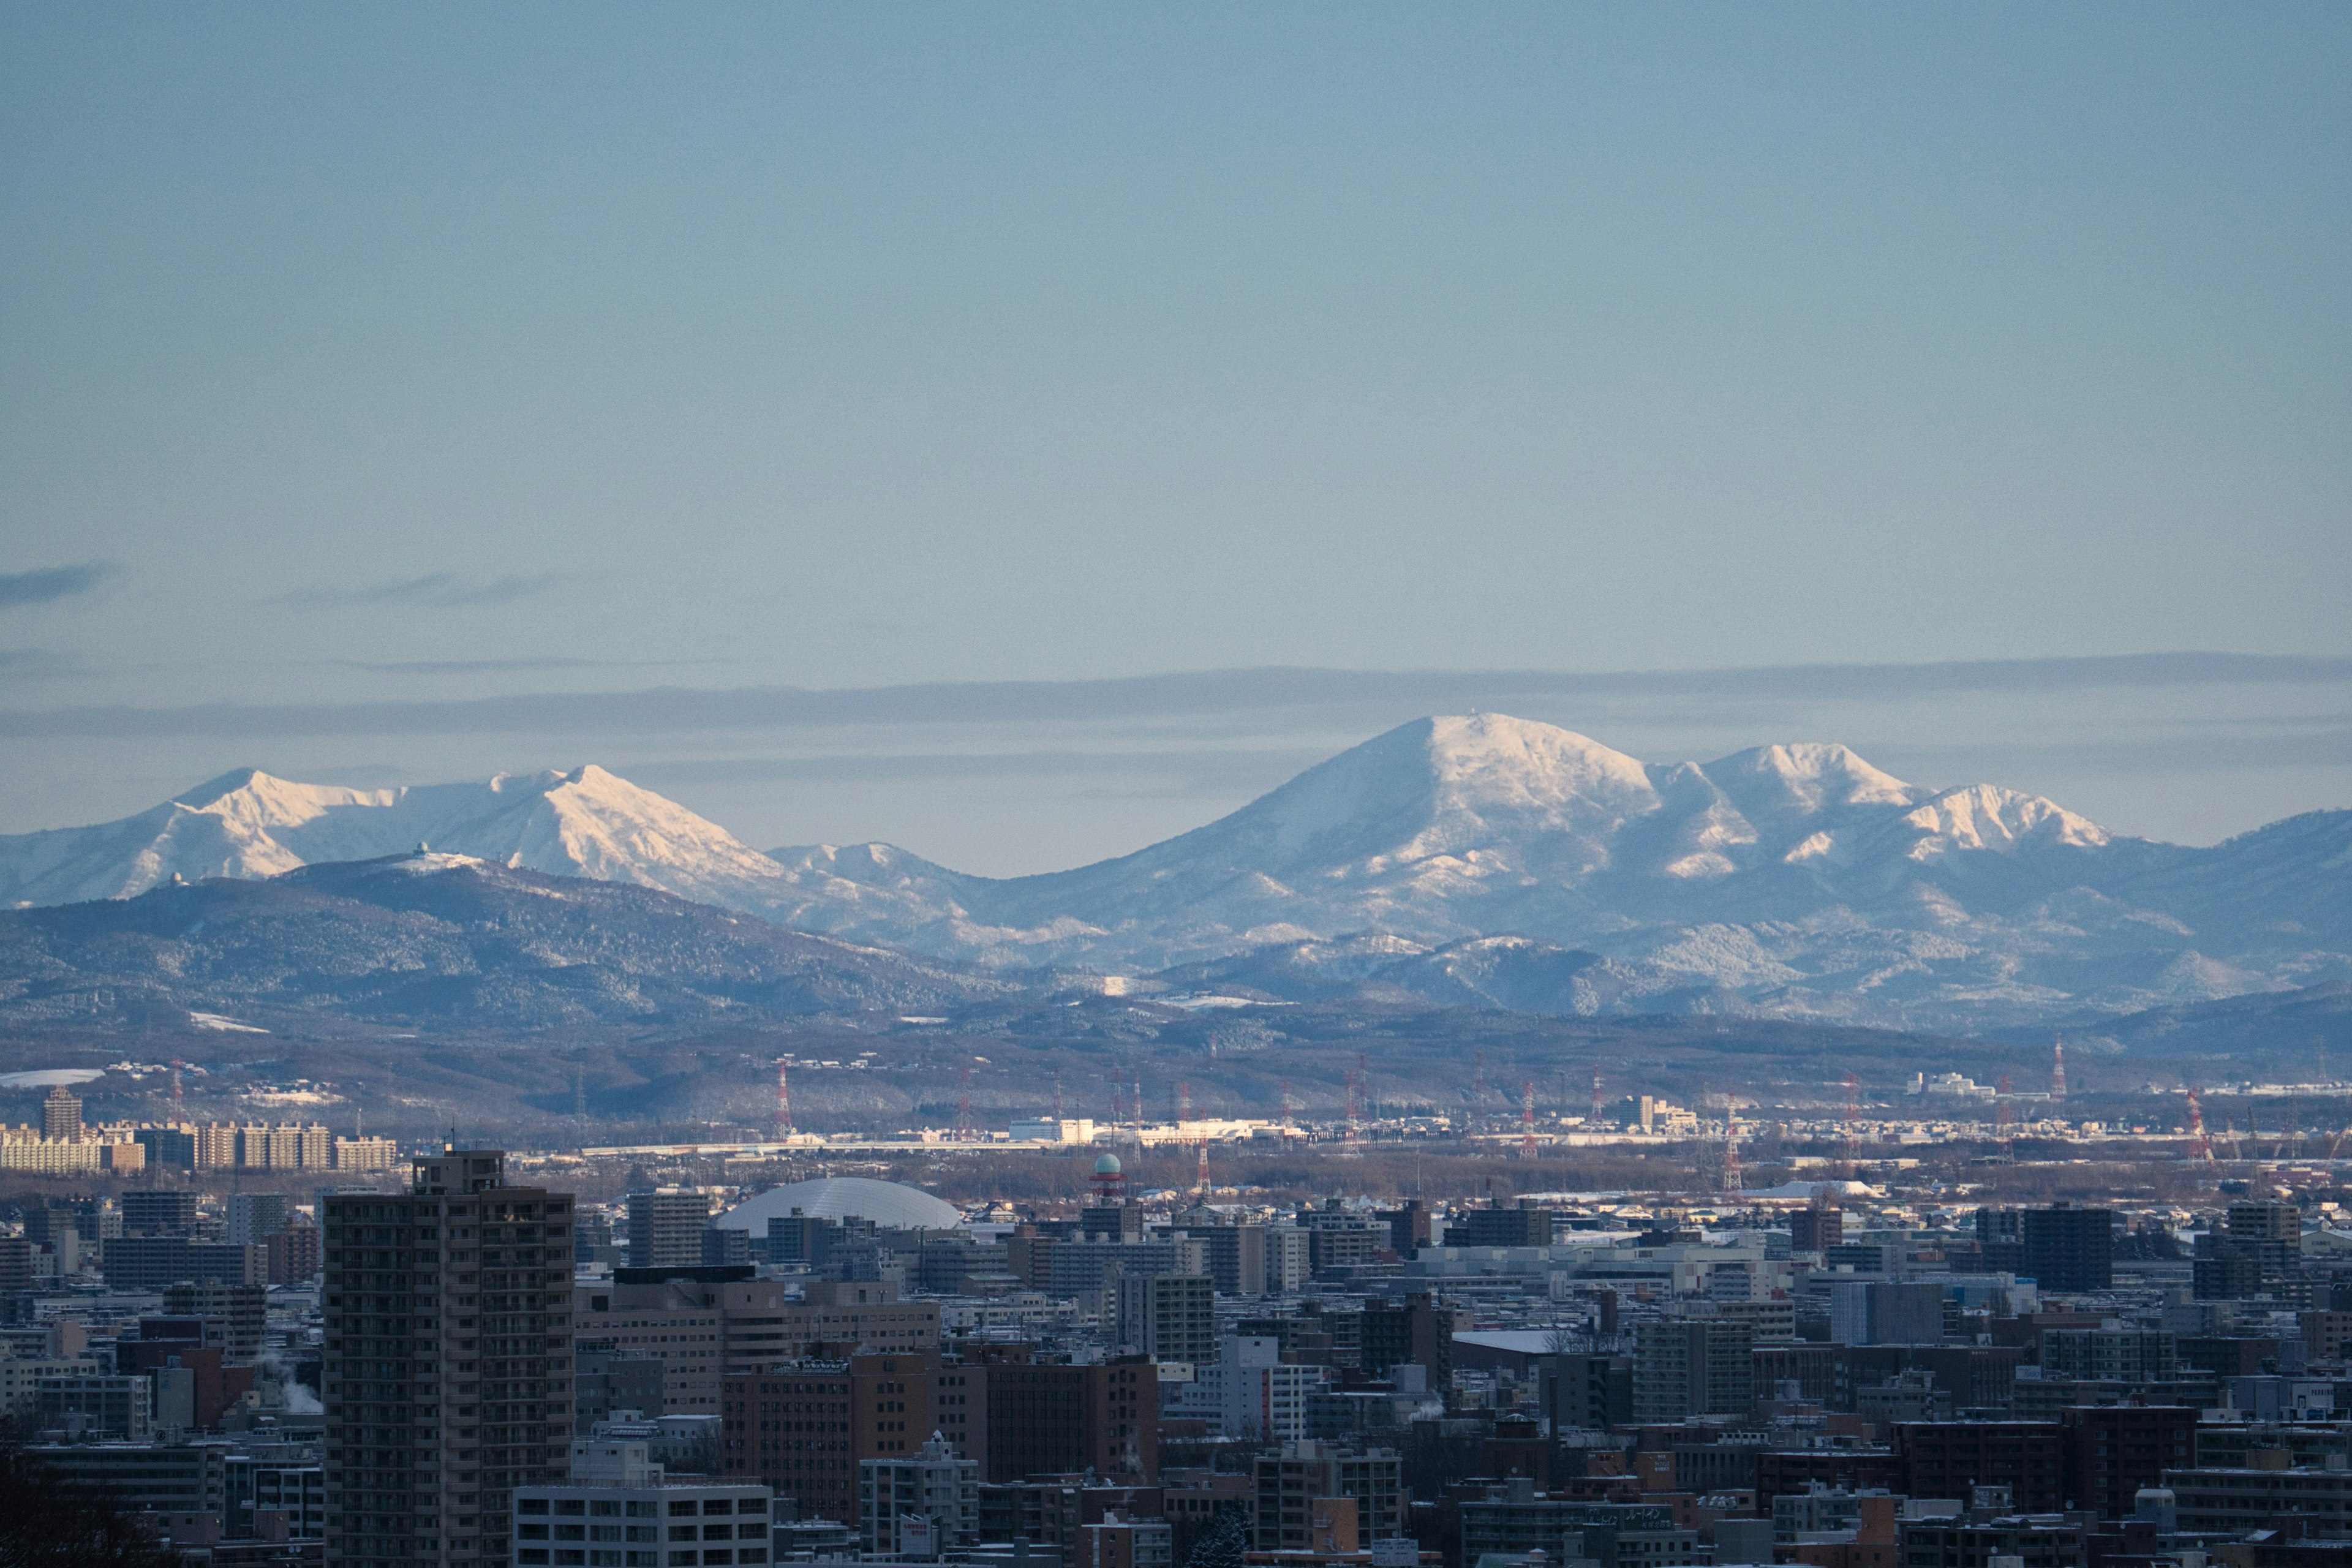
xmin=715 ymin=1176 xmax=962 ymax=1234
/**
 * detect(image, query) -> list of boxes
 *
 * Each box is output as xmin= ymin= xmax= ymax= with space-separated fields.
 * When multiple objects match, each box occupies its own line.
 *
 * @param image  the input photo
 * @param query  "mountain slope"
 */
xmin=0 ymin=766 xmax=796 ymax=913
xmin=766 ymin=715 xmax=2348 ymax=1027
xmin=0 ymin=853 xmax=1019 ymax=1032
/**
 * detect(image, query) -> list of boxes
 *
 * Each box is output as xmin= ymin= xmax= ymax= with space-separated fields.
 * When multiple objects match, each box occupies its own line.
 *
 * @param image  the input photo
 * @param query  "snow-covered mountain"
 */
xmin=6 ymin=717 xmax=2346 ymax=1030
xmin=765 ymin=715 xmax=2351 ymax=1028
xmin=0 ymin=765 xmax=794 ymax=913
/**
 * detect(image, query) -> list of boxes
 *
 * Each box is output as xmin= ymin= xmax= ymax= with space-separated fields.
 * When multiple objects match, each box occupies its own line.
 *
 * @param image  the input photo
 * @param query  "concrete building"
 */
xmin=627 ymin=1189 xmax=717 ymax=1271
xmin=514 ymin=1437 xmax=771 ymax=1568
xmin=321 ymin=1148 xmax=575 ymax=1568
xmin=1251 ymin=1442 xmax=1406 ymax=1550
xmin=943 ymin=1346 xmax=1158 ymax=1485
xmin=578 ymin=1273 xmax=941 ymax=1415
xmin=721 ymin=1350 xmax=941 ymax=1524
xmin=43 ymin=1082 xmax=83 ymax=1139
xmin=860 ymin=1432 xmax=979 ymax=1555
xmin=1830 ymin=1283 xmax=1946 ymax=1348
xmin=1117 ymin=1273 xmax=1216 ymax=1365
xmin=1633 ymin=1315 xmax=1755 ymax=1422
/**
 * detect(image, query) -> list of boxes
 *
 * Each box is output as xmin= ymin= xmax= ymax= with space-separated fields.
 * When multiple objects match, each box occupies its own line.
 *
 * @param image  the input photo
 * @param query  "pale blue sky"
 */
xmin=2 ymin=6 xmax=2347 ymax=866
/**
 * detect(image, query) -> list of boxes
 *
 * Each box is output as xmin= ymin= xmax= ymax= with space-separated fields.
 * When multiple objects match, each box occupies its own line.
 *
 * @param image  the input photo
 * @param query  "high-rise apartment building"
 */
xmin=1632 ymin=1314 xmax=1755 ymax=1422
xmin=859 ymin=1433 xmax=979 ymax=1555
xmin=322 ymin=1148 xmax=575 ymax=1568
xmin=229 ymin=1193 xmax=293 ymax=1246
xmin=627 ymin=1190 xmax=716 ymax=1271
xmin=2023 ymin=1204 xmax=2114 ymax=1294
xmin=122 ymin=1189 xmax=199 ymax=1237
xmin=1116 ymin=1273 xmax=1216 ymax=1365
xmin=42 ymin=1084 xmax=83 ymax=1140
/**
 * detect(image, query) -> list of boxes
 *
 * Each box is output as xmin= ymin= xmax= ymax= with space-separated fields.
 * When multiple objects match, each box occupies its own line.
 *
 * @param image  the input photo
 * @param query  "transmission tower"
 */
xmin=1591 ymin=1069 xmax=1604 ymax=1126
xmin=1842 ymin=1074 xmax=1862 ymax=1175
xmin=1344 ymin=1068 xmax=1362 ymax=1154
xmin=1054 ymin=1065 xmax=1065 ymax=1123
xmin=1995 ymin=1074 xmax=2016 ymax=1161
xmin=773 ymin=1058 xmax=793 ymax=1141
xmin=1280 ymin=1079 xmax=1295 ymax=1145
xmin=1722 ymin=1095 xmax=1741 ymax=1197
xmin=169 ymin=1058 xmax=186 ymax=1123
xmin=2051 ymin=1036 xmax=2067 ymax=1101
xmin=1520 ymin=1080 xmax=1537 ymax=1159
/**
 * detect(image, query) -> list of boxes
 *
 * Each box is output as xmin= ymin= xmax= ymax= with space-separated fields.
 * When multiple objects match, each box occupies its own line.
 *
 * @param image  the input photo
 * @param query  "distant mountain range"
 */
xmin=0 ymin=853 xmax=1016 ymax=1033
xmin=4 ymin=715 xmax=2346 ymax=1031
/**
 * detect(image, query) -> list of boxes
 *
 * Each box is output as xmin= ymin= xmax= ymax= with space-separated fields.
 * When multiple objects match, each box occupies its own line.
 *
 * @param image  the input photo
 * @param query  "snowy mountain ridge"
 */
xmin=3 ymin=714 xmax=2345 ymax=1031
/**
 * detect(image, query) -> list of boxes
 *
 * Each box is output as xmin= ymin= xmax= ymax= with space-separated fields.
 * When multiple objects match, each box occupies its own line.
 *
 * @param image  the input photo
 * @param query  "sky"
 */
xmin=2 ymin=6 xmax=2347 ymax=873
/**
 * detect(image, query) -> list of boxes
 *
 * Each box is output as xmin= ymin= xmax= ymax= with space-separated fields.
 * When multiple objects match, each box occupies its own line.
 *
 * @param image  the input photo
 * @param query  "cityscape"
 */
xmin=3 ymin=6 xmax=2348 ymax=1568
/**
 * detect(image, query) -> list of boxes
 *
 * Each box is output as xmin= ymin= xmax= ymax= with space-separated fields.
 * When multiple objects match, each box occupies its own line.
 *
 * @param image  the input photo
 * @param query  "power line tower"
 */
xmin=1279 ymin=1079 xmax=1295 ymax=1145
xmin=1842 ymin=1074 xmax=1862 ymax=1177
xmin=1995 ymin=1075 xmax=2016 ymax=1161
xmin=773 ymin=1058 xmax=792 ymax=1142
xmin=2051 ymin=1036 xmax=2067 ymax=1102
xmin=1054 ymin=1065 xmax=1065 ymax=1122
xmin=1722 ymin=1095 xmax=1741 ymax=1199
xmin=1344 ymin=1068 xmax=1362 ymax=1155
xmin=1195 ymin=1134 xmax=1211 ymax=1195
xmin=1520 ymin=1080 xmax=1537 ymax=1159
xmin=1591 ymin=1069 xmax=1605 ymax=1127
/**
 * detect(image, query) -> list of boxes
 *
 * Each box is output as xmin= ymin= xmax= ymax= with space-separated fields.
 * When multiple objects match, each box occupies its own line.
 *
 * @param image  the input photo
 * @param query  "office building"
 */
xmin=514 ymin=1437 xmax=771 ymax=1568
xmin=1202 ymin=1335 xmax=1327 ymax=1444
xmin=1117 ymin=1273 xmax=1216 ymax=1365
xmin=322 ymin=1148 xmax=575 ymax=1568
xmin=102 ymin=1237 xmax=267 ymax=1291
xmin=627 ymin=1189 xmax=716 ymax=1271
xmin=861 ymin=1433 xmax=979 ymax=1555
xmin=37 ymin=1373 xmax=155 ymax=1439
xmin=579 ymin=1274 xmax=941 ymax=1415
xmin=946 ymin=1345 xmax=1158 ymax=1484
xmin=722 ymin=1349 xmax=940 ymax=1523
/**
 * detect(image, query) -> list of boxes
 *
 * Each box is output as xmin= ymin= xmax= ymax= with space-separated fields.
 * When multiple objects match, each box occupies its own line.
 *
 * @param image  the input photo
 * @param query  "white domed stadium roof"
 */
xmin=717 ymin=1176 xmax=962 ymax=1234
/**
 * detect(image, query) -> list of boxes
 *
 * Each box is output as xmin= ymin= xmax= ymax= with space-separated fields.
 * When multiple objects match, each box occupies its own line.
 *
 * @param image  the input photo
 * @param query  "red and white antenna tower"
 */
xmin=2187 ymin=1086 xmax=2214 ymax=1163
xmin=1521 ymin=1080 xmax=1537 ymax=1159
xmin=1722 ymin=1095 xmax=1741 ymax=1197
xmin=1996 ymin=1074 xmax=2016 ymax=1161
xmin=1474 ymin=1052 xmax=1488 ymax=1124
xmin=956 ymin=1065 xmax=974 ymax=1142
xmin=1195 ymin=1134 xmax=1210 ymax=1194
xmin=774 ymin=1058 xmax=793 ymax=1140
xmin=1054 ymin=1066 xmax=1065 ymax=1123
xmin=169 ymin=1058 xmax=186 ymax=1123
xmin=1133 ymin=1066 xmax=1144 ymax=1142
xmin=1591 ymin=1069 xmax=1605 ymax=1126
xmin=2052 ymin=1036 xmax=2067 ymax=1101
xmin=1842 ymin=1074 xmax=1861 ymax=1174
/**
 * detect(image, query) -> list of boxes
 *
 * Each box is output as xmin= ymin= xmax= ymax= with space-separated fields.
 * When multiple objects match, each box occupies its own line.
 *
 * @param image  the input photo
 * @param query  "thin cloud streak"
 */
xmin=271 ymin=573 xmax=564 ymax=611
xmin=0 ymin=562 xmax=119 ymax=611
xmin=331 ymin=657 xmax=605 ymax=675
xmin=3 ymin=652 xmax=2343 ymax=740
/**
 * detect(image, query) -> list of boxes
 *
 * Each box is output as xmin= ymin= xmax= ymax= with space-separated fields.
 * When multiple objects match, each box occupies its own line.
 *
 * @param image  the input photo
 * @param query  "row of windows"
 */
xmin=515 ymin=1549 xmax=766 ymax=1566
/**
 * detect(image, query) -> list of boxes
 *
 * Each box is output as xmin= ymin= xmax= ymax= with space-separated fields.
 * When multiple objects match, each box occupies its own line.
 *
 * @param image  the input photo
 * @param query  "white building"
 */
xmin=1009 ymin=1118 xmax=1098 ymax=1145
xmin=859 ymin=1433 xmax=978 ymax=1558
xmin=513 ymin=1438 xmax=772 ymax=1568
xmin=1183 ymin=1335 xmax=1329 ymax=1443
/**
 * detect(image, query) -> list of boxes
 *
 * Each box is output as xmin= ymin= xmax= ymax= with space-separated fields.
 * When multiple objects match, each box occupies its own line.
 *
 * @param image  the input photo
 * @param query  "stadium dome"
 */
xmin=715 ymin=1176 xmax=963 ymax=1234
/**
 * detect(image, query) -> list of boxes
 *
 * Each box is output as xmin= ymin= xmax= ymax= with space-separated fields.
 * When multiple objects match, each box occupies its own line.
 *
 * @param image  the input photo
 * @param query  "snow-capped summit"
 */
xmin=5 ymin=715 xmax=2345 ymax=1030
xmin=0 ymin=764 xmax=788 ymax=911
